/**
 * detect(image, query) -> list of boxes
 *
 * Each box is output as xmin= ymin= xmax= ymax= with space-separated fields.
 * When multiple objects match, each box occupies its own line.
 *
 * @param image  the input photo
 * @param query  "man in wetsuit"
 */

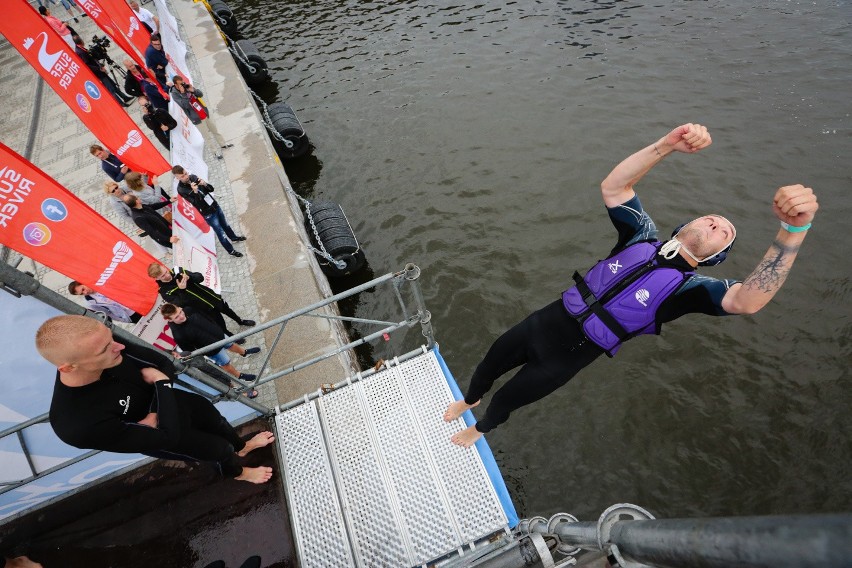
xmin=39 ymin=315 xmax=274 ymax=483
xmin=444 ymin=122 xmax=819 ymax=447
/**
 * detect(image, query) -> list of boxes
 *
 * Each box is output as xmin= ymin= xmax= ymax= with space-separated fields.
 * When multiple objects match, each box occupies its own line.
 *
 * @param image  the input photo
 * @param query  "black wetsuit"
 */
xmin=466 ymin=195 xmax=740 ymax=433
xmin=49 ymin=339 xmax=246 ymax=477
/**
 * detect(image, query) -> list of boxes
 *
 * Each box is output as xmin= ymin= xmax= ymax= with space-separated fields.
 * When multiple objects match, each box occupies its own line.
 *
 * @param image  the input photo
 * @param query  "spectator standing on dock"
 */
xmin=137 ymin=95 xmax=176 ymax=149
xmin=144 ymin=33 xmax=170 ymax=91
xmin=123 ymin=59 xmax=169 ymax=112
xmin=37 ymin=315 xmax=275 ymax=484
xmin=123 ymin=194 xmax=177 ymax=255
xmin=147 ymin=263 xmax=256 ymax=335
xmin=68 ymin=280 xmax=143 ymax=323
xmin=90 ymin=144 xmax=129 ymax=182
xmin=161 ymin=304 xmax=260 ymax=398
xmin=172 ymin=165 xmax=245 ymax=257
xmin=444 ymin=122 xmax=819 ymax=448
xmin=129 ymin=0 xmax=159 ymax=34
xmin=38 ymin=6 xmax=75 ymax=49
xmin=170 ymin=76 xmax=231 ymax=159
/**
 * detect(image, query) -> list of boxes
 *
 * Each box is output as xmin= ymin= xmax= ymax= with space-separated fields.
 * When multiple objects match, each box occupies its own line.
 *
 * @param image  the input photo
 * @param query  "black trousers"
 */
xmin=147 ymin=389 xmax=246 ymax=477
xmin=465 ymin=299 xmax=604 ymax=433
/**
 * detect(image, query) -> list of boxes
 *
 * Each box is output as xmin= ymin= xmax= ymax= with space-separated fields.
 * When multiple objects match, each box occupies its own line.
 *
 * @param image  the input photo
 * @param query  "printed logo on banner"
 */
xmin=41 ymin=199 xmax=68 ymax=222
xmin=22 ymin=223 xmax=51 ymax=246
xmin=23 ymin=33 xmax=79 ymax=89
xmin=115 ymin=130 xmax=144 ymax=156
xmin=95 ymin=241 xmax=134 ymax=286
xmin=127 ymin=17 xmax=141 ymax=37
xmin=24 ymin=32 xmax=62 ymax=71
xmin=75 ymin=94 xmax=92 ymax=113
xmin=84 ymin=81 xmax=102 ymax=100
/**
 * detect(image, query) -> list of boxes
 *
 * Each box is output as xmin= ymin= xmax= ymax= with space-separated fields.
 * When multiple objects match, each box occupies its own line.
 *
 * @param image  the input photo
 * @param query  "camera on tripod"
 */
xmin=89 ymin=35 xmax=113 ymax=64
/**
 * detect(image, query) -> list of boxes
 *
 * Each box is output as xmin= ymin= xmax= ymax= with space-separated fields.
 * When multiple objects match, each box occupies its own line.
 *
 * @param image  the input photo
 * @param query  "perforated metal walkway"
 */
xmin=275 ymin=348 xmax=510 ymax=568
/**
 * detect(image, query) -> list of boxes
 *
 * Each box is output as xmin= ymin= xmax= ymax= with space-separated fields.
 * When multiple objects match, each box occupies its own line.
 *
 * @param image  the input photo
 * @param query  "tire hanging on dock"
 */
xmin=234 ymin=39 xmax=269 ymax=86
xmin=207 ymin=0 xmax=238 ymax=37
xmin=305 ymin=201 xmax=366 ymax=277
xmin=268 ymin=102 xmax=311 ymax=159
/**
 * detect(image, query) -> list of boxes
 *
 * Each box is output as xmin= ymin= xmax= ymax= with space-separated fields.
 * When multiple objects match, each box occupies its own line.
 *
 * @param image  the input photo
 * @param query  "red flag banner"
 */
xmin=77 ymin=0 xmax=169 ymax=100
xmin=0 ymin=143 xmax=159 ymax=315
xmin=0 ymin=0 xmax=169 ymax=177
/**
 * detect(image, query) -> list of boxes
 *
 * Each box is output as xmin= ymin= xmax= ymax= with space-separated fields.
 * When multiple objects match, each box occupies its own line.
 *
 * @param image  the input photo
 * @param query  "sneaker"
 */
xmin=240 ymin=319 xmax=256 ymax=327
xmin=232 ymin=235 xmax=247 ymax=242
xmin=238 ymin=373 xmax=256 ymax=382
xmin=215 ymin=153 xmax=223 ymax=160
xmin=242 ymin=347 xmax=261 ymax=357
xmin=221 ymin=143 xmax=234 ymax=149
xmin=229 ymin=250 xmax=243 ymax=257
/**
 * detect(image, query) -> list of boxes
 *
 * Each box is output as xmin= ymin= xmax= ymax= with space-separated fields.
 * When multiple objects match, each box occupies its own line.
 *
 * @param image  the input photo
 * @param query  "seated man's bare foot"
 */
xmin=443 ymin=399 xmax=479 ymax=422
xmin=237 ymin=431 xmax=275 ymax=457
xmin=235 ymin=466 xmax=273 ymax=484
xmin=450 ymin=424 xmax=483 ymax=448
xmin=5 ymin=556 xmax=43 ymax=568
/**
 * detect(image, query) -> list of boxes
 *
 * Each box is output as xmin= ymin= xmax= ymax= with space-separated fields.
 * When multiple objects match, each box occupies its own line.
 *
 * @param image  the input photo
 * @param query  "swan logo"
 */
xmin=127 ymin=17 xmax=140 ymax=37
xmin=41 ymin=198 xmax=68 ymax=222
xmin=23 ymin=32 xmax=62 ymax=72
xmin=115 ymin=130 xmax=144 ymax=156
xmin=23 ymin=223 xmax=51 ymax=246
xmin=635 ymin=289 xmax=650 ymax=307
xmin=95 ymin=241 xmax=134 ymax=286
xmin=608 ymin=260 xmax=622 ymax=274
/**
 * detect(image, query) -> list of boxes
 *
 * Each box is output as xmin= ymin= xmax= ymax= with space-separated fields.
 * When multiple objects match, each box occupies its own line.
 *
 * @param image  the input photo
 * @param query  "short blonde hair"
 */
xmin=35 ymin=315 xmax=103 ymax=365
xmin=147 ymin=262 xmax=167 ymax=278
xmin=103 ymin=180 xmax=120 ymax=195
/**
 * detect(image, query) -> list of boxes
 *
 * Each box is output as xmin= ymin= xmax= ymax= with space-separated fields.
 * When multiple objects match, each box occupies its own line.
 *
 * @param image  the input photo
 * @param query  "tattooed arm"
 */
xmin=722 ymin=184 xmax=819 ymax=315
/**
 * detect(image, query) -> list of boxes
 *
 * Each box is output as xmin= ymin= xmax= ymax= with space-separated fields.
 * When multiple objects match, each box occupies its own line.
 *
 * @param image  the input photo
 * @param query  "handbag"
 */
xmin=188 ymin=92 xmax=208 ymax=120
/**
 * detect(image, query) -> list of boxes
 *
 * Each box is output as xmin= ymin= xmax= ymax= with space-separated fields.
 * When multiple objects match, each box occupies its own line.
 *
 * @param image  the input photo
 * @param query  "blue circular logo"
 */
xmin=41 ymin=198 xmax=68 ymax=222
xmin=84 ymin=81 xmax=102 ymax=99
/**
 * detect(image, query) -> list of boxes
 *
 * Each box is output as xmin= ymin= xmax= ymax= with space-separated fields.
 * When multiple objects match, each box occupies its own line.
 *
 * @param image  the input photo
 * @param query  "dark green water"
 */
xmin=234 ymin=0 xmax=851 ymax=521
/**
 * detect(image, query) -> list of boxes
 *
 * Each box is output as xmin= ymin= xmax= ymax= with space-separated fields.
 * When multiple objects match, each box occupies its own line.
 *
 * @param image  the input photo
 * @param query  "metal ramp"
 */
xmin=275 ymin=348 xmax=510 ymax=568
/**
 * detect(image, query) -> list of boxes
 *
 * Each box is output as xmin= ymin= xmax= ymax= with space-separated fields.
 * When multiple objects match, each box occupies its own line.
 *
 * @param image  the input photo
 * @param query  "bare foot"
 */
xmin=443 ymin=399 xmax=479 ymax=422
xmin=235 ymin=466 xmax=273 ymax=484
xmin=237 ymin=431 xmax=275 ymax=457
xmin=5 ymin=557 xmax=43 ymax=568
xmin=450 ymin=424 xmax=482 ymax=448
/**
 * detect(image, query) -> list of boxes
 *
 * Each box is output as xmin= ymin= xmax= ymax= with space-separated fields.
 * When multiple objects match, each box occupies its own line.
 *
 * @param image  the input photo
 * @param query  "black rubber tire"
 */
xmin=234 ymin=40 xmax=269 ymax=86
xmin=207 ymin=0 xmax=238 ymax=37
xmin=324 ymin=236 xmax=359 ymax=255
xmin=320 ymin=249 xmax=366 ymax=278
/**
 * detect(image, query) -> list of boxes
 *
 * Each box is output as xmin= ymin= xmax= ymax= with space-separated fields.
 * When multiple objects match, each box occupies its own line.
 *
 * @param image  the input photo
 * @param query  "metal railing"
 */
xmin=0 ymin=259 xmax=433 ymax=496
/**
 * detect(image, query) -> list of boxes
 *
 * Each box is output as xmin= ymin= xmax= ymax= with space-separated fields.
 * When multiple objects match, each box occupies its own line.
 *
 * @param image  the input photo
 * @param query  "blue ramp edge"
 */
xmin=433 ymin=346 xmax=519 ymax=529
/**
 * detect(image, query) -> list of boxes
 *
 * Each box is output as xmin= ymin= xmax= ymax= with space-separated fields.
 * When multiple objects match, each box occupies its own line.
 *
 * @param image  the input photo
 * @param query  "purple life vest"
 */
xmin=562 ymin=242 xmax=692 ymax=356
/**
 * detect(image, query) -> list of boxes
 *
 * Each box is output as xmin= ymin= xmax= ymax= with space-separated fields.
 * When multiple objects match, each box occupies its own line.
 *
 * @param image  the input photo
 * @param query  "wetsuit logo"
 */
xmin=118 ymin=396 xmax=130 ymax=414
xmin=608 ymin=260 xmax=622 ymax=274
xmin=635 ymin=289 xmax=650 ymax=307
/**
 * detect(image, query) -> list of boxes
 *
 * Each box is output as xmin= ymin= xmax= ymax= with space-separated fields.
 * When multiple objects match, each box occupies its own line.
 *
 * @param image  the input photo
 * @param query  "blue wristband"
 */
xmin=780 ymin=222 xmax=811 ymax=233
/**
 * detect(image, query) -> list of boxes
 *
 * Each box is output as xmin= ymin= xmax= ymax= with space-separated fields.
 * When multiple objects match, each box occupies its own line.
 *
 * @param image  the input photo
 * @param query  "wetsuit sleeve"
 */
xmin=606 ymin=195 xmax=659 ymax=254
xmin=122 ymin=339 xmax=178 ymax=382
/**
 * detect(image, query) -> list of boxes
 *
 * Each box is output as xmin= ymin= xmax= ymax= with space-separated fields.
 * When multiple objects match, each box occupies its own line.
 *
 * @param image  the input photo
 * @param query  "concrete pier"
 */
xmin=0 ymin=0 xmax=355 ymax=406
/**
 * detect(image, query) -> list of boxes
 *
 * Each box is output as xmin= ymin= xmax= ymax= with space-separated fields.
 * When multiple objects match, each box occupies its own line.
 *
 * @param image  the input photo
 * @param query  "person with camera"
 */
xmin=73 ymin=35 xmax=134 ymax=107
xmin=170 ymin=76 xmax=231 ymax=159
xmin=147 ymin=263 xmax=256 ymax=336
xmin=172 ymin=164 xmax=246 ymax=257
xmin=137 ymin=95 xmax=176 ymax=149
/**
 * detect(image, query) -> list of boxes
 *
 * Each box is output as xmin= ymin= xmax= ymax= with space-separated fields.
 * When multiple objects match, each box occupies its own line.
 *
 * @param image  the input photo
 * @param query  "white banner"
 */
xmin=152 ymin=0 xmax=192 ymax=84
xmin=131 ymin=295 xmax=176 ymax=350
xmin=172 ymin=195 xmax=221 ymax=293
xmin=169 ymin=101 xmax=208 ymax=182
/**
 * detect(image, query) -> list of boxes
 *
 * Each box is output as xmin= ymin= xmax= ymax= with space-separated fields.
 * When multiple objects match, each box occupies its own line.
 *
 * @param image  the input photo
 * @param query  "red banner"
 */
xmin=0 ymin=143 xmax=159 ymax=315
xmin=0 ymin=0 xmax=169 ymax=177
xmin=77 ymin=0 xmax=169 ymax=100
